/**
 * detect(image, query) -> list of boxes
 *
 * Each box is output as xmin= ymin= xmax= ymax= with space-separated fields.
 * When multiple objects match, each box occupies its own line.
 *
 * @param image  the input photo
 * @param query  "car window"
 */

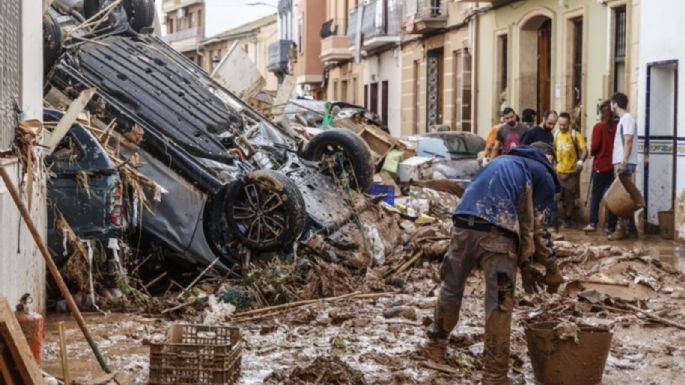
xmin=51 ymin=135 xmax=85 ymax=163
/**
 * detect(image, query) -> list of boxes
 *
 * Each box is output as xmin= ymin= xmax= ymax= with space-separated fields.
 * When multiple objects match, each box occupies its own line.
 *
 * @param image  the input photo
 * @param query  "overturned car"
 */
xmin=44 ymin=0 xmax=382 ymax=268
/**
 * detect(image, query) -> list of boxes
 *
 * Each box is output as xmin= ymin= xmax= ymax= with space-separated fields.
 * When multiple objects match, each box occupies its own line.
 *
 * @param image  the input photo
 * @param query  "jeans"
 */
xmin=590 ymin=170 xmax=618 ymax=231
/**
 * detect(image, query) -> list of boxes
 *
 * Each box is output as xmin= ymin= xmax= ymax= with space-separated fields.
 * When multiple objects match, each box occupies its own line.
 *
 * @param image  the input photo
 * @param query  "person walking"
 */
xmin=553 ymin=112 xmax=588 ymax=227
xmin=420 ymin=144 xmax=563 ymax=385
xmin=584 ymin=101 xmax=618 ymax=233
xmin=521 ymin=108 xmax=538 ymax=130
xmin=608 ymin=92 xmax=639 ymax=240
xmin=522 ymin=110 xmax=558 ymax=145
xmin=491 ymin=108 xmax=528 ymax=157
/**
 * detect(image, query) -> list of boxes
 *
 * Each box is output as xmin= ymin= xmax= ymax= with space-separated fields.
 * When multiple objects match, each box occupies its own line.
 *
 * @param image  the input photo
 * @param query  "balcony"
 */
xmin=404 ymin=0 xmax=448 ymax=34
xmin=267 ymin=40 xmax=294 ymax=74
xmin=347 ymin=0 xmax=401 ymax=52
xmin=320 ymin=19 xmax=353 ymax=62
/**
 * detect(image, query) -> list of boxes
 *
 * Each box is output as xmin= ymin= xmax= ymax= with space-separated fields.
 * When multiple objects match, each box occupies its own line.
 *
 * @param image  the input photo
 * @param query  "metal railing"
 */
xmin=347 ymin=0 xmax=401 ymax=43
xmin=406 ymin=0 xmax=448 ymax=20
xmin=267 ymin=40 xmax=293 ymax=72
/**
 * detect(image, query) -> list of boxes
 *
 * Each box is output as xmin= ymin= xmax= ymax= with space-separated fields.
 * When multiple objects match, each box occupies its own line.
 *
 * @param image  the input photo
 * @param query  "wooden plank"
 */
xmin=0 ymin=298 xmax=45 ymax=385
xmin=45 ymin=88 xmax=96 ymax=153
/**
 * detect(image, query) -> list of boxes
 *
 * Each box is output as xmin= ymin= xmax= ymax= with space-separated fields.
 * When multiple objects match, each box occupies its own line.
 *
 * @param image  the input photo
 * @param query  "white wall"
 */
xmin=0 ymin=0 xmax=46 ymax=311
xmin=363 ymin=48 xmax=402 ymax=137
xmin=636 ymin=0 xmax=685 ymax=238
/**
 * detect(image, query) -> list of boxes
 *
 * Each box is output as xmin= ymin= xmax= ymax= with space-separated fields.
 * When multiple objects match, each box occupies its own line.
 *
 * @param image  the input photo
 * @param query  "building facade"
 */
xmin=471 ymin=0 xmax=638 ymax=137
xmin=162 ymin=0 xmax=206 ymax=62
xmin=400 ymin=0 xmax=473 ymax=136
xmin=200 ymin=14 xmax=280 ymax=92
xmin=0 ymin=0 xmax=46 ymax=310
xmin=635 ymin=0 xmax=683 ymax=238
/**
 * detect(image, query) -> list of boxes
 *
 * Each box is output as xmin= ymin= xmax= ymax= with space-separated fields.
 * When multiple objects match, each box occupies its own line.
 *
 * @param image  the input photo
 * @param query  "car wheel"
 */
xmin=43 ymin=13 xmax=63 ymax=75
xmin=225 ymin=170 xmax=306 ymax=252
xmin=123 ymin=0 xmax=155 ymax=32
xmin=302 ymin=129 xmax=374 ymax=192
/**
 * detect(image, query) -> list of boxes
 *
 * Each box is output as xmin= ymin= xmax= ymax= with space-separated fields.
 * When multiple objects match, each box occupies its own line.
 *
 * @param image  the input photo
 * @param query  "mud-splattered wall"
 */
xmin=0 ymin=0 xmax=46 ymax=313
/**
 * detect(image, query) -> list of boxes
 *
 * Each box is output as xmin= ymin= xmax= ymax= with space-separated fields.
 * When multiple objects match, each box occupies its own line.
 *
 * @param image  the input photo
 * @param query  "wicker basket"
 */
xmin=148 ymin=324 xmax=242 ymax=385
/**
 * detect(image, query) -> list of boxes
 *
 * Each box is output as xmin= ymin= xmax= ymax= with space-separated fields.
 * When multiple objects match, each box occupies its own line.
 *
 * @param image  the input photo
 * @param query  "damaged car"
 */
xmin=43 ymin=0 xmax=382 ymax=269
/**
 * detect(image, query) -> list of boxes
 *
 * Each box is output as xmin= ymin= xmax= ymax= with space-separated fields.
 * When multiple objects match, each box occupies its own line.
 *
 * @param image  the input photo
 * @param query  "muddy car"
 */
xmin=45 ymin=109 xmax=126 ymax=278
xmin=44 ymin=0 xmax=375 ymax=268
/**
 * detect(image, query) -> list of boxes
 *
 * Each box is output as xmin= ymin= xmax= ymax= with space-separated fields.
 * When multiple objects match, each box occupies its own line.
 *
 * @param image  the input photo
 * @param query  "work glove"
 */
xmin=520 ymin=263 xmax=544 ymax=294
xmin=544 ymin=263 xmax=564 ymax=294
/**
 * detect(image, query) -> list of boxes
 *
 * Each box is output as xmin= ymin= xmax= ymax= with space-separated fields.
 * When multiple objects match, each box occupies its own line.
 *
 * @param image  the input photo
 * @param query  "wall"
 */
xmin=362 ymin=49 xmax=402 ymax=137
xmin=475 ymin=0 xmax=637 ymax=138
xmin=294 ymin=0 xmax=325 ymax=90
xmin=0 ymin=0 xmax=46 ymax=312
xmin=636 ymin=0 xmax=684 ymax=237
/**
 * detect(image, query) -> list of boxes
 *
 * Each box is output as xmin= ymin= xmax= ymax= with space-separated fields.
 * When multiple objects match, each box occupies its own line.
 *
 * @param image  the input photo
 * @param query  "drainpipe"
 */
xmin=469 ymin=2 xmax=480 ymax=135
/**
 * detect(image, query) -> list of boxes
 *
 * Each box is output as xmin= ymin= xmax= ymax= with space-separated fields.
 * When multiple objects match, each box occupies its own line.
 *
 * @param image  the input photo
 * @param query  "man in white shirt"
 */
xmin=608 ymin=92 xmax=639 ymax=240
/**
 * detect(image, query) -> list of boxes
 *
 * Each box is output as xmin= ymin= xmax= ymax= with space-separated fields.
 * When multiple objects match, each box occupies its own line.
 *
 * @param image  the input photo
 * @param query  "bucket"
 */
xmin=603 ymin=175 xmax=644 ymax=217
xmin=658 ymin=210 xmax=675 ymax=240
xmin=525 ymin=322 xmax=613 ymax=385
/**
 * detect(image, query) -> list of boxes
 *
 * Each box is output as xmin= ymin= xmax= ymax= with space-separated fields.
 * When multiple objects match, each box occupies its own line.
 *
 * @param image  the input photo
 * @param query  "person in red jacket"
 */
xmin=584 ymin=101 xmax=618 ymax=232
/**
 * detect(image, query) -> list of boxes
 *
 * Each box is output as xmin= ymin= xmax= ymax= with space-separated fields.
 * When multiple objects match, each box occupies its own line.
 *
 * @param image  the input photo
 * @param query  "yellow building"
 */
xmin=469 ymin=0 xmax=639 ymax=136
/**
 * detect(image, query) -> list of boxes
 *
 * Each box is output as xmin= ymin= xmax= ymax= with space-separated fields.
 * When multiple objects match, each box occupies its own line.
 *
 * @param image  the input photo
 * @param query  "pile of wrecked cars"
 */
xmin=43 ymin=0 xmax=377 ymax=270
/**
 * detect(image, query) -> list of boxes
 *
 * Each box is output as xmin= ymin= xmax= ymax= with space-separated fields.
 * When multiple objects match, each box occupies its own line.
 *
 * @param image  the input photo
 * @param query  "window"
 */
xmin=189 ymin=12 xmax=195 ymax=28
xmin=341 ymin=80 xmax=348 ymax=102
xmin=381 ymin=81 xmax=389 ymax=130
xmin=197 ymin=10 xmax=202 ymax=31
xmin=167 ymin=17 xmax=174 ymax=33
xmin=613 ymin=6 xmax=627 ymax=93
xmin=364 ymin=84 xmax=369 ymax=109
xmin=413 ymin=60 xmax=420 ymax=134
xmin=352 ymin=77 xmax=358 ymax=104
xmin=497 ymin=34 xmax=508 ymax=95
xmin=333 ymin=80 xmax=338 ymax=101
xmin=572 ymin=17 xmax=583 ymax=109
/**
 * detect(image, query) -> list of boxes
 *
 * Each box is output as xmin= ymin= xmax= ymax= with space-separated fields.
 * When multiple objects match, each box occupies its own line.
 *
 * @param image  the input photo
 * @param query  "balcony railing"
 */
xmin=403 ymin=0 xmax=448 ymax=33
xmin=347 ymin=0 xmax=401 ymax=49
xmin=267 ymin=40 xmax=294 ymax=73
xmin=162 ymin=27 xmax=200 ymax=43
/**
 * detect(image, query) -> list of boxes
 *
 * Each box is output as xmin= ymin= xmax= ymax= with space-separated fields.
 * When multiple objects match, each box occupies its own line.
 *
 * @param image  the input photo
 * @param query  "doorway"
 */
xmin=426 ymin=48 xmax=444 ymax=131
xmin=644 ymin=61 xmax=678 ymax=233
xmin=519 ymin=15 xmax=552 ymax=115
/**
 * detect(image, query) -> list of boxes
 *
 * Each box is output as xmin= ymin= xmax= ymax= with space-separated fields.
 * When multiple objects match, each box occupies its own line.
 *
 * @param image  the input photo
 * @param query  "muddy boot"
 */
xmin=417 ymin=338 xmax=448 ymax=362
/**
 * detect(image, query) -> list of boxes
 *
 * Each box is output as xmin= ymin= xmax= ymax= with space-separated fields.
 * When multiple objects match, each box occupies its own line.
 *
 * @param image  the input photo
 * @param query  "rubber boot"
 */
xmin=482 ymin=273 xmax=514 ymax=385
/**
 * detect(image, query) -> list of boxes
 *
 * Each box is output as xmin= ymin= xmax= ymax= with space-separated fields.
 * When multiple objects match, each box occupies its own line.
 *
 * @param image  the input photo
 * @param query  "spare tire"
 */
xmin=43 ymin=13 xmax=63 ymax=75
xmin=225 ymin=170 xmax=306 ymax=252
xmin=123 ymin=0 xmax=155 ymax=32
xmin=302 ymin=129 xmax=374 ymax=192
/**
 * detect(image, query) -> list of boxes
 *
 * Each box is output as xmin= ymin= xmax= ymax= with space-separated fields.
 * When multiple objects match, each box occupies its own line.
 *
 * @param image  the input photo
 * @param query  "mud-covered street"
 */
xmin=39 ymin=229 xmax=685 ymax=385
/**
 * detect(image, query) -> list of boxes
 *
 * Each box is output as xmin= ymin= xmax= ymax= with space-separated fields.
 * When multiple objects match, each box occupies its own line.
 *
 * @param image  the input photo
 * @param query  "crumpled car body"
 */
xmin=44 ymin=3 xmax=369 ymax=268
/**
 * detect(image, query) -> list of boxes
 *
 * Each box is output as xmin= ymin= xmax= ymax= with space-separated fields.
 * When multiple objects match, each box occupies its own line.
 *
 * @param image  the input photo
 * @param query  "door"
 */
xmin=370 ymin=82 xmax=379 ymax=114
xmin=644 ymin=61 xmax=678 ymax=233
xmin=381 ymin=81 xmax=389 ymax=130
xmin=537 ymin=20 xmax=552 ymax=116
xmin=426 ymin=48 xmax=444 ymax=131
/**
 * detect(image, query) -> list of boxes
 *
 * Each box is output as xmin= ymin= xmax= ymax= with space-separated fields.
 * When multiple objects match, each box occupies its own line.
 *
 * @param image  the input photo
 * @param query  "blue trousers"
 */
xmin=590 ymin=170 xmax=618 ymax=232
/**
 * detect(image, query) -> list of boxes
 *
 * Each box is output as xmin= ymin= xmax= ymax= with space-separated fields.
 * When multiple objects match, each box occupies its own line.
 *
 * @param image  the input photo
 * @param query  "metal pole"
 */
xmin=0 ymin=166 xmax=113 ymax=375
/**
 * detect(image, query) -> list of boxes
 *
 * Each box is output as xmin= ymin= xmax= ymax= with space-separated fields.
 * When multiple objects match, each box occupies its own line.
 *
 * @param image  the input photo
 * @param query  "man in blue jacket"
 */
xmin=421 ymin=144 xmax=563 ymax=385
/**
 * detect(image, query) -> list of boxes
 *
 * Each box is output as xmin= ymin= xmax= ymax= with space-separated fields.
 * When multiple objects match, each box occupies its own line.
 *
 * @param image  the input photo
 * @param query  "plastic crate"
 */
xmin=148 ymin=324 xmax=242 ymax=385
xmin=369 ymin=183 xmax=395 ymax=205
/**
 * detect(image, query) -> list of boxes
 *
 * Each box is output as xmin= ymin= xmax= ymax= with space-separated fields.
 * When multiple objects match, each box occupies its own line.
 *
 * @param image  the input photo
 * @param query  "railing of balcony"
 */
xmin=268 ymin=39 xmax=294 ymax=71
xmin=162 ymin=27 xmax=200 ymax=43
xmin=347 ymin=0 xmax=401 ymax=43
xmin=405 ymin=0 xmax=448 ymax=20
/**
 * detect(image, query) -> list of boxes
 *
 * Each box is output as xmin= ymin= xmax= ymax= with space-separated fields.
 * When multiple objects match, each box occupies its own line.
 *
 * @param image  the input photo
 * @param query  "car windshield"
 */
xmin=416 ymin=134 xmax=484 ymax=159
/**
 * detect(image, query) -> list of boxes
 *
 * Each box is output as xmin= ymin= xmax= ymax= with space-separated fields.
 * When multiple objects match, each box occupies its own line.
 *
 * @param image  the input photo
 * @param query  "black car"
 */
xmin=44 ymin=0 xmax=374 ymax=268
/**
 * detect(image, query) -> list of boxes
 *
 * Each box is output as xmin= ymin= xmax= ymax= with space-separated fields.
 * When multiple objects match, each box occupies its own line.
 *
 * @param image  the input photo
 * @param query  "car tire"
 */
xmin=123 ymin=0 xmax=155 ymax=32
xmin=43 ymin=13 xmax=63 ymax=74
xmin=302 ymin=129 xmax=374 ymax=192
xmin=224 ymin=170 xmax=306 ymax=252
